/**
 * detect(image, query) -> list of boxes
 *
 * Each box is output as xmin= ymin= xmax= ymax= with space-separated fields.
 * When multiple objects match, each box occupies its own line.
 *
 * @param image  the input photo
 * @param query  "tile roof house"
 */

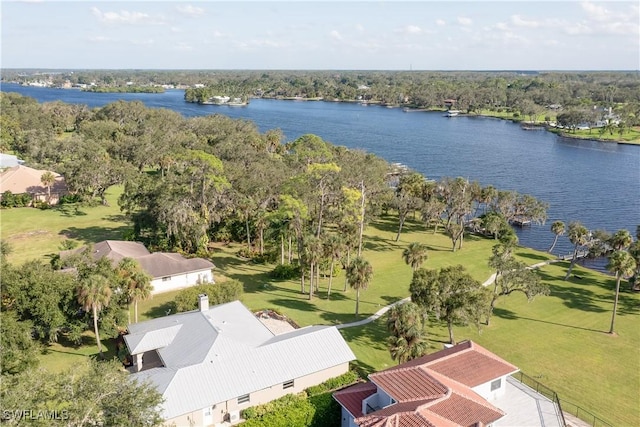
xmin=61 ymin=240 xmax=215 ymax=295
xmin=0 ymin=164 xmax=67 ymax=204
xmin=334 ymin=340 xmax=555 ymax=427
xmin=125 ymin=297 xmax=356 ymax=426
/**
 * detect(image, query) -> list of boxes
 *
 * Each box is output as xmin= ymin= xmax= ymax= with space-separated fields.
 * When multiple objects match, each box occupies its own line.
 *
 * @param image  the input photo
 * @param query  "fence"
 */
xmin=511 ymin=372 xmax=614 ymax=427
xmin=511 ymin=371 xmax=566 ymax=426
xmin=559 ymin=399 xmax=613 ymax=427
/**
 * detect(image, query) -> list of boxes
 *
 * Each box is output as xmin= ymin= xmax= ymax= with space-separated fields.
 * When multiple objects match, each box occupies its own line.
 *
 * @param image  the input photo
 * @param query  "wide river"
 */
xmin=3 ymin=83 xmax=639 ymax=261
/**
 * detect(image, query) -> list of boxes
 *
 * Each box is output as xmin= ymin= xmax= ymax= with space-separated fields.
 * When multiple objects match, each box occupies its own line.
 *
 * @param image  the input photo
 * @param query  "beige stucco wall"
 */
xmin=164 ymin=362 xmax=350 ymax=427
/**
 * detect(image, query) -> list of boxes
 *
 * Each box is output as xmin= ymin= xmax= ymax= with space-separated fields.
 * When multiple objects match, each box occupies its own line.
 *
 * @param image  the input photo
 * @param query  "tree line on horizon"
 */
xmin=3 ymin=69 xmax=639 ymax=128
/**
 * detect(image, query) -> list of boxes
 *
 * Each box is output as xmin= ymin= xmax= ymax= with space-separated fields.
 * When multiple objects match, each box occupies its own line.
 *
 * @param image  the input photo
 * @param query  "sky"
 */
xmin=1 ymin=1 xmax=638 ymax=71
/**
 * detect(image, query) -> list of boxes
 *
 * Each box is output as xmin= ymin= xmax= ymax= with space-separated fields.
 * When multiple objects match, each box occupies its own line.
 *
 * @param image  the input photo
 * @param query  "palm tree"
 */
xmin=77 ymin=274 xmax=112 ymax=357
xmin=402 ymin=242 xmax=429 ymax=271
xmin=40 ymin=171 xmax=56 ymax=203
xmin=386 ymin=301 xmax=428 ymax=364
xmin=323 ymin=234 xmax=344 ymax=299
xmin=606 ymin=251 xmax=636 ymax=334
xmin=548 ymin=220 xmax=565 ymax=253
xmin=609 ymin=229 xmax=632 ymax=251
xmin=346 ymin=256 xmax=373 ymax=316
xmin=117 ymin=258 xmax=153 ymax=323
xmin=303 ymin=236 xmax=323 ymax=300
xmin=564 ymin=221 xmax=589 ymax=280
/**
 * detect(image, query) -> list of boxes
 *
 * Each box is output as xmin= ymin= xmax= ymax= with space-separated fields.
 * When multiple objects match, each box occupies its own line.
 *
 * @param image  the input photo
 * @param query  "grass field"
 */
xmin=1 ymin=186 xmax=129 ymax=265
xmin=2 ymin=193 xmax=638 ymax=425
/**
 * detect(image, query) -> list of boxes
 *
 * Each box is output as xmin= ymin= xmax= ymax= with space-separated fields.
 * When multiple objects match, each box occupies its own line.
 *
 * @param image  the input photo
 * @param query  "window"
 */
xmin=237 ymin=394 xmax=250 ymax=404
xmin=283 ymin=380 xmax=294 ymax=389
xmin=490 ymin=378 xmax=501 ymax=391
xmin=162 ymin=276 xmax=171 ymax=282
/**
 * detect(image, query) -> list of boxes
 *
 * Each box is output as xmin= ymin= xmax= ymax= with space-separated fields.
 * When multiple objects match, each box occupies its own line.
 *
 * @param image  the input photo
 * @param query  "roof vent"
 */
xmin=198 ymin=294 xmax=209 ymax=312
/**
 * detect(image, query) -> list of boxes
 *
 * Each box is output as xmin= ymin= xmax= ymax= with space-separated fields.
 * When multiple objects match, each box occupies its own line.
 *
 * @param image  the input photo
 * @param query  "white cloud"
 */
xmin=355 ymin=24 xmax=365 ymax=32
xmin=396 ymin=25 xmax=424 ymax=35
xmin=176 ymin=5 xmax=204 ymax=18
xmin=173 ymin=42 xmax=194 ymax=51
xmin=330 ymin=30 xmax=343 ymax=41
xmin=436 ymin=19 xmax=445 ymax=26
xmin=511 ymin=15 xmax=540 ymax=29
xmin=564 ymin=21 xmax=592 ymax=35
xmin=132 ymin=38 xmax=154 ymax=46
xmin=91 ymin=7 xmax=164 ymax=25
xmin=580 ymin=1 xmax=612 ymax=22
xmin=579 ymin=1 xmax=639 ymax=35
xmin=457 ymin=16 xmax=472 ymax=26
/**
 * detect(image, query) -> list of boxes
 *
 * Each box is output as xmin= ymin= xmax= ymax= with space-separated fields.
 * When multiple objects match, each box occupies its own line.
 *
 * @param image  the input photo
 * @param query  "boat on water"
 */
xmin=444 ymin=110 xmax=460 ymax=117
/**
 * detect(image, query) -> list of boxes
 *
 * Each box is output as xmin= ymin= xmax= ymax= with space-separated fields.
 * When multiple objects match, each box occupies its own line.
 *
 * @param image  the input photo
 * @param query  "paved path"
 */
xmin=336 ymin=297 xmax=410 ymax=329
xmin=337 ymin=258 xmax=560 ymax=330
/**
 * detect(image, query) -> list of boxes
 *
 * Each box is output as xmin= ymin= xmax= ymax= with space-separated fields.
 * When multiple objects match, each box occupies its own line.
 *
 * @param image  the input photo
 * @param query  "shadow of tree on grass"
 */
xmin=59 ymin=225 xmax=130 ymax=245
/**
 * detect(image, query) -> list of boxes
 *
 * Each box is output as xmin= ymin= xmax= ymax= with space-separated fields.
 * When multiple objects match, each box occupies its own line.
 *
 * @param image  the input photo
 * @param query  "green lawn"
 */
xmin=1 ymin=186 xmax=130 ymax=265
xmin=4 ymin=198 xmax=637 ymax=425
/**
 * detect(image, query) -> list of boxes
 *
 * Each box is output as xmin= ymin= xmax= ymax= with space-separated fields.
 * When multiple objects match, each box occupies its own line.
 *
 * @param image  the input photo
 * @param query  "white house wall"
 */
xmin=166 ymin=362 xmax=349 ymax=427
xmin=340 ymin=407 xmax=358 ymax=427
xmin=151 ymin=269 xmax=214 ymax=295
xmin=472 ymin=374 xmax=510 ymax=401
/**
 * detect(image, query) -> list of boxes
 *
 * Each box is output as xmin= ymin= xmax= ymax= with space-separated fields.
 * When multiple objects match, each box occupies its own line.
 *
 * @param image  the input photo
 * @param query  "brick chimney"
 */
xmin=198 ymin=294 xmax=209 ymax=312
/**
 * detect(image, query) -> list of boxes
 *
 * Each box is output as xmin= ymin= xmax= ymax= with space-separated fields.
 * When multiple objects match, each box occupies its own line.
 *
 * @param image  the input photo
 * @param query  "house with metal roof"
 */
xmin=334 ymin=340 xmax=565 ymax=427
xmin=61 ymin=240 xmax=215 ymax=294
xmin=125 ymin=297 xmax=356 ymax=426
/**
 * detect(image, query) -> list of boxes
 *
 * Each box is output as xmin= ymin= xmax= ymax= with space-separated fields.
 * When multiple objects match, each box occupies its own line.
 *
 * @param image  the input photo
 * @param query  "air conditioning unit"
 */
xmin=228 ymin=411 xmax=240 ymax=423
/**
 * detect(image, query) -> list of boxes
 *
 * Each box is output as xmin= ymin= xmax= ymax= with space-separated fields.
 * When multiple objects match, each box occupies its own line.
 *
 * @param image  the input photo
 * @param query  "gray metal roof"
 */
xmin=126 ymin=301 xmax=356 ymax=420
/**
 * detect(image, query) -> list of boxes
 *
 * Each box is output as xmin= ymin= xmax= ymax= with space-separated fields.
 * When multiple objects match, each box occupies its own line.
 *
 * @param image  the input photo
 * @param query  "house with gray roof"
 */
xmin=125 ymin=297 xmax=356 ymax=426
xmin=61 ymin=240 xmax=215 ymax=294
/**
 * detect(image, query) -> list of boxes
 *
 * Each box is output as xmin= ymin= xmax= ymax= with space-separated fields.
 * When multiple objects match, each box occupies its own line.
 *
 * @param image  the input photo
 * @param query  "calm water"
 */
xmin=2 ymin=83 xmax=639 ymax=260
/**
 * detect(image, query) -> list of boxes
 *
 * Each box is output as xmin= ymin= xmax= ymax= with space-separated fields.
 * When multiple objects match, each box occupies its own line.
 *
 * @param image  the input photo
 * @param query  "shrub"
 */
xmin=241 ymin=393 xmax=314 ymax=427
xmin=271 ymin=263 xmax=300 ymax=280
xmin=1 ymin=191 xmax=32 ymax=208
xmin=308 ymin=392 xmax=341 ymax=427
xmin=172 ymin=280 xmax=243 ymax=313
xmin=1 ymin=191 xmax=15 ymax=208
xmin=36 ymin=201 xmax=52 ymax=210
xmin=305 ymin=370 xmax=360 ymax=397
xmin=58 ymin=193 xmax=80 ymax=204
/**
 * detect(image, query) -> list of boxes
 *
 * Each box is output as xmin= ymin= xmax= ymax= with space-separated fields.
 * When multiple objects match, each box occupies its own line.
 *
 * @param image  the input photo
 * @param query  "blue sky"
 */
xmin=1 ymin=1 xmax=638 ymax=70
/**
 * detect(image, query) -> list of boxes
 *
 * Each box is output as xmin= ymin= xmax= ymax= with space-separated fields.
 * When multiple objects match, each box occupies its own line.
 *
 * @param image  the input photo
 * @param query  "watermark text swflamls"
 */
xmin=1 ymin=410 xmax=69 ymax=421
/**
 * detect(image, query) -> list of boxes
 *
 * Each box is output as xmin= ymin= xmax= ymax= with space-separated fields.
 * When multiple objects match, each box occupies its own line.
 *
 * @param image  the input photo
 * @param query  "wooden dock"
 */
xmin=558 ymin=250 xmax=589 ymax=261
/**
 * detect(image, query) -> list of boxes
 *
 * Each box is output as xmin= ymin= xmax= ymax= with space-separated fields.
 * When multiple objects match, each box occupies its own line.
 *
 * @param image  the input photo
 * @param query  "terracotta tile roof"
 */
xmin=423 ymin=393 xmax=503 ymax=427
xmin=370 ymin=367 xmax=448 ymax=402
xmin=333 ymin=341 xmax=513 ymax=427
xmin=358 ymin=412 xmax=436 ymax=427
xmin=421 ymin=370 xmax=505 ymax=427
xmin=425 ymin=342 xmax=518 ymax=387
xmin=333 ymin=382 xmax=377 ymax=418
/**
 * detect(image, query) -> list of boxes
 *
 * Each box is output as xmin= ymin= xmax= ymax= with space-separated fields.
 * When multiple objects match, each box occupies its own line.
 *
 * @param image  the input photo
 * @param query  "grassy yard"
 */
xmin=4 ymin=196 xmax=637 ymax=425
xmin=1 ymin=186 xmax=129 ymax=265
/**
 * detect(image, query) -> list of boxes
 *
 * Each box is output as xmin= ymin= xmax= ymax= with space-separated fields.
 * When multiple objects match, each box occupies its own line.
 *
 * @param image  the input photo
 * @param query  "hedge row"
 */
xmin=240 ymin=370 xmax=361 ymax=427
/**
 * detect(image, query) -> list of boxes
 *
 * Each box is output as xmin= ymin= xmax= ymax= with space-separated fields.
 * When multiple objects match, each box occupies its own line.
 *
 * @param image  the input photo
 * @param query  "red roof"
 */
xmin=333 ymin=341 xmax=515 ymax=427
xmin=333 ymin=382 xmax=377 ymax=418
xmin=370 ymin=367 xmax=447 ymax=402
xmin=426 ymin=342 xmax=518 ymax=387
